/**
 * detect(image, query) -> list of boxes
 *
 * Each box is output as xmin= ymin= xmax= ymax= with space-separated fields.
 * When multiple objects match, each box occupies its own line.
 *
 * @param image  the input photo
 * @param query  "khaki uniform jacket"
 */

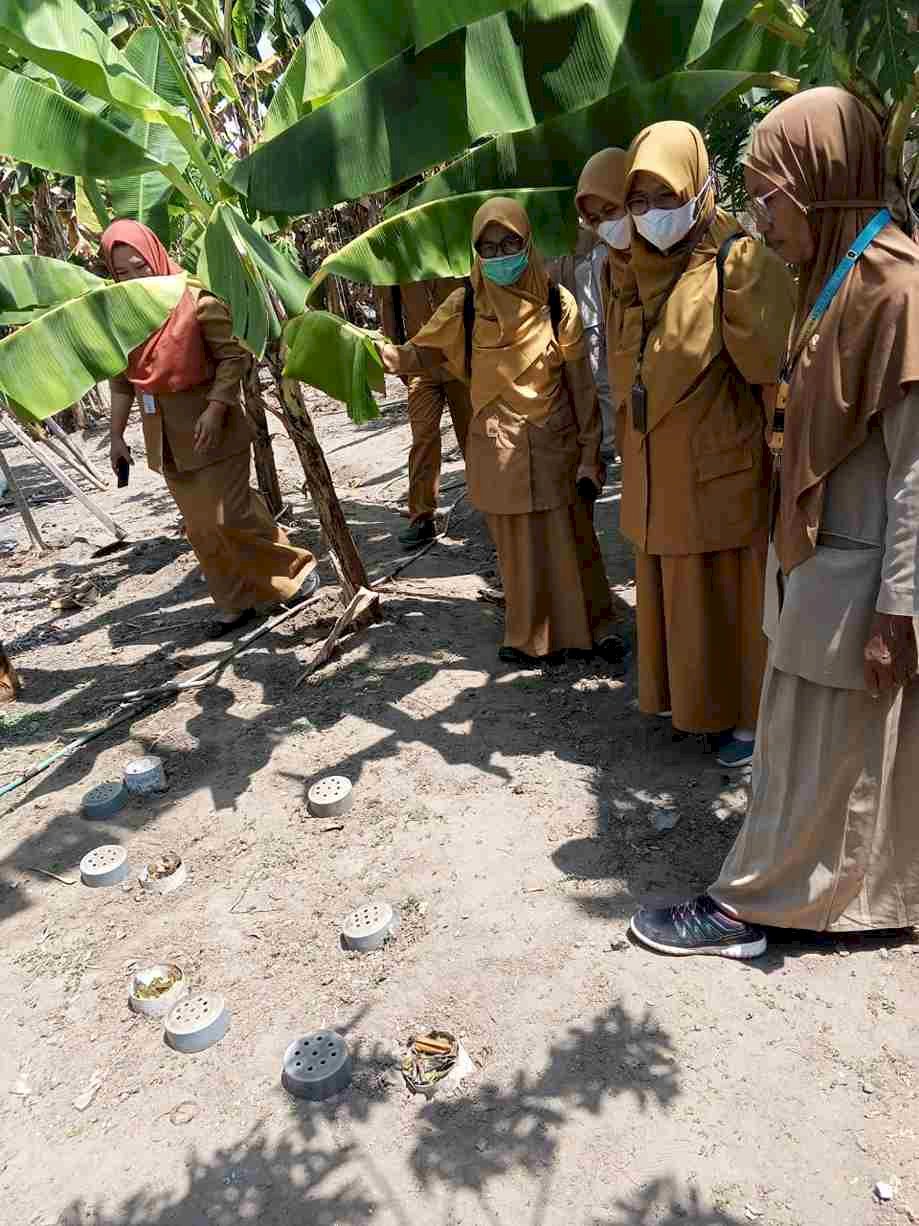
xmin=613 ymin=238 xmax=793 ymax=556
xmin=110 ymin=292 xmax=253 ymax=475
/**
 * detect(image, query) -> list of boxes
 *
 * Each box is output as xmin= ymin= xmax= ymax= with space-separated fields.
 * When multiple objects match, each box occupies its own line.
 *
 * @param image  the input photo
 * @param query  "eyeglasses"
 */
xmin=745 ymin=186 xmax=779 ymax=232
xmin=477 ymin=236 xmax=525 ymax=258
xmin=580 ymin=203 xmax=627 ymax=227
xmin=626 ymin=190 xmax=682 ymax=216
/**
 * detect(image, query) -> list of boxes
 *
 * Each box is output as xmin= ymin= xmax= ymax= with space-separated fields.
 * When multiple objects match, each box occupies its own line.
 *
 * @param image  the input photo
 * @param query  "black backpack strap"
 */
xmin=462 ymin=280 xmax=475 ymax=379
xmin=716 ymin=232 xmax=744 ymax=311
xmin=548 ymin=279 xmax=562 ymax=340
xmin=391 ymin=285 xmax=406 ymax=346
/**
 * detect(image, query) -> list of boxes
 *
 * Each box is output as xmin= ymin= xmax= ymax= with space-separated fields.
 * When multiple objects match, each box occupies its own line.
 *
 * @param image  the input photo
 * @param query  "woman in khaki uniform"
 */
xmin=612 ymin=123 xmax=794 ymax=765
xmin=102 ymin=221 xmax=316 ymax=637
xmin=575 ymin=147 xmax=634 ymax=398
xmin=377 ymin=198 xmax=618 ymax=667
xmin=630 ymin=89 xmax=919 ymax=959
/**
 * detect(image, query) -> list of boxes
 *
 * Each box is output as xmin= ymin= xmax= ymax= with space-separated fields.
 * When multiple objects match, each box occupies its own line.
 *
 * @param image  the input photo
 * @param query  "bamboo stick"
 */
xmin=45 ymin=419 xmax=106 ymax=489
xmin=0 ymin=446 xmax=48 ymax=553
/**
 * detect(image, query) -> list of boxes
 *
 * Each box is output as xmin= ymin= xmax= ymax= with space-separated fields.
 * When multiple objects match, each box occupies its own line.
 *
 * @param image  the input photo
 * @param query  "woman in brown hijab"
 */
xmin=631 ymin=88 xmax=919 ymax=959
xmin=378 ymin=197 xmax=618 ymax=667
xmin=611 ymin=122 xmax=794 ymax=766
xmin=102 ymin=221 xmax=317 ymax=637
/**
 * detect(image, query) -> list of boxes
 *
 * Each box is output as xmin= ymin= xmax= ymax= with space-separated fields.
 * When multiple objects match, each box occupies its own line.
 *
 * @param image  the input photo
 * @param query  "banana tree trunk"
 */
xmin=243 ymin=361 xmax=283 ymax=515
xmin=266 ymin=349 xmax=369 ymax=600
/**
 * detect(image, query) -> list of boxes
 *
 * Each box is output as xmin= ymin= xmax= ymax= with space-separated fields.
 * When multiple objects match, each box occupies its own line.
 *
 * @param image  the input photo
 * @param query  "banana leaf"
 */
xmin=385 ymin=70 xmax=792 ymax=214
xmin=295 ymin=0 xmax=521 ymax=110
xmin=0 ymin=66 xmax=167 ymax=179
xmin=198 ymin=202 xmax=313 ymax=357
xmin=0 ymin=255 xmax=103 ymax=324
xmin=228 ymin=0 xmax=762 ymax=214
xmin=284 ymin=310 xmax=385 ymax=424
xmin=307 ymin=188 xmax=576 ymax=298
xmin=104 ymin=27 xmax=191 ymax=240
xmin=0 ymin=273 xmax=186 ymax=422
xmin=0 ymin=0 xmax=189 ymax=129
xmin=261 ymin=37 xmax=306 ymax=140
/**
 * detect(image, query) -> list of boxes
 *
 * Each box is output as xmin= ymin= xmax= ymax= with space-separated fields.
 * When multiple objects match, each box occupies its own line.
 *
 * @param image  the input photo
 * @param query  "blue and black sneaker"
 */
xmin=630 ymin=894 xmax=766 ymax=959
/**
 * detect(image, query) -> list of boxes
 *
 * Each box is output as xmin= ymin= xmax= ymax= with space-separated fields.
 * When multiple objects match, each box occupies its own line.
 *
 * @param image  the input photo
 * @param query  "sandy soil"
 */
xmin=1 ymin=386 xmax=917 ymax=1226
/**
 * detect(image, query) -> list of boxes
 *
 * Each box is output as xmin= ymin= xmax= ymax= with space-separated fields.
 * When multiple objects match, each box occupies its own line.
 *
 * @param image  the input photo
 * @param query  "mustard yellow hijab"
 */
xmin=409 ymin=197 xmax=557 ymax=414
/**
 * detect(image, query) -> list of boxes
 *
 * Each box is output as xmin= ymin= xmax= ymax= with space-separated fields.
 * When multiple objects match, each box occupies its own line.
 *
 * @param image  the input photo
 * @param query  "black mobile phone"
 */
xmin=116 ymin=457 xmax=130 ymax=488
xmin=576 ymin=477 xmax=597 ymax=502
xmin=631 ymin=382 xmax=648 ymax=433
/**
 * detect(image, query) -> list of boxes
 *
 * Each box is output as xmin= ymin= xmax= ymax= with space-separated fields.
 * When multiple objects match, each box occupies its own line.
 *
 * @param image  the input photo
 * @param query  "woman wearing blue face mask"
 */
xmin=614 ymin=122 xmax=795 ymax=765
xmin=378 ymin=197 xmax=621 ymax=669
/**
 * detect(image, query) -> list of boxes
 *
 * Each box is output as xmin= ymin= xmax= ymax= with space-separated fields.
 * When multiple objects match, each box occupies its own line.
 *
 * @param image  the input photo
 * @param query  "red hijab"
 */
xmin=100 ymin=220 xmax=211 ymax=394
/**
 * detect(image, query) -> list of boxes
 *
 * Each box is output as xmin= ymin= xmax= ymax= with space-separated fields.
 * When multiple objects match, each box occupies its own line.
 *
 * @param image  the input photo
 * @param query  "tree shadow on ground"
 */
xmin=55 ymin=1003 xmax=680 ymax=1226
xmin=594 ymin=1176 xmax=748 ymax=1225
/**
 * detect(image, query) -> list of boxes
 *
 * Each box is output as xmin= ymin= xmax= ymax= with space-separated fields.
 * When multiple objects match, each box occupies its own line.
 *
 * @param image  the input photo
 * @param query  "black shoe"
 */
xmin=630 ymin=893 xmax=767 ymax=959
xmin=207 ymin=608 xmax=258 ymax=639
xmin=498 ymin=645 xmax=542 ymax=670
xmin=399 ymin=519 xmax=436 ymax=551
xmin=594 ymin=633 xmax=628 ymax=669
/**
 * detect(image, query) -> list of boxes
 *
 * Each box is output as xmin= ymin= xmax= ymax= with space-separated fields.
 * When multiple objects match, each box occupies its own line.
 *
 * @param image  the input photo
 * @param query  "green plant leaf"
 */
xmin=105 ymin=27 xmax=192 ymax=240
xmin=0 ymin=273 xmax=186 ymax=422
xmin=284 ymin=310 xmax=385 ymax=424
xmin=213 ymin=55 xmax=243 ymax=105
xmin=228 ymin=0 xmax=762 ymax=214
xmin=308 ymin=188 xmax=577 ymax=296
xmin=0 ymin=0 xmax=189 ymax=127
xmin=198 ymin=202 xmax=312 ymax=356
xmin=0 ymin=66 xmax=167 ymax=179
xmin=0 ymin=255 xmax=103 ymax=324
xmin=386 ymin=70 xmax=787 ymax=213
xmin=261 ymin=36 xmax=306 ymax=140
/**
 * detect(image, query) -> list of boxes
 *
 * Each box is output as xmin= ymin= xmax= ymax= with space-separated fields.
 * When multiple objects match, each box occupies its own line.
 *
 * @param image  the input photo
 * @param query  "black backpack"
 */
xmin=463 ymin=278 xmax=563 ymax=379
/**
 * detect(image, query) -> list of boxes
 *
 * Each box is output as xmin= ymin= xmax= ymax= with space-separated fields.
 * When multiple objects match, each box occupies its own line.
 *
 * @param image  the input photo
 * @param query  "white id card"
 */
xmin=141 ymin=392 xmax=156 ymax=415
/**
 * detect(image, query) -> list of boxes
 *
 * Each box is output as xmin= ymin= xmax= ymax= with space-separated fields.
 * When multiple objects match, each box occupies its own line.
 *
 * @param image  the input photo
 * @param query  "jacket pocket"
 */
xmin=695 ymin=444 xmax=754 ymax=484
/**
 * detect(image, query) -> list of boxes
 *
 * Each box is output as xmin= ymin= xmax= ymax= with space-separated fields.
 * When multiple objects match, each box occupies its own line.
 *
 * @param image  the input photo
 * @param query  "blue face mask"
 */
xmin=480 ymin=249 xmax=529 ymax=285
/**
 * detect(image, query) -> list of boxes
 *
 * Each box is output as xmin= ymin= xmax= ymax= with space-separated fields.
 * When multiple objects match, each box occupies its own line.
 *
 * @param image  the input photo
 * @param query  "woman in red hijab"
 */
xmin=101 ymin=221 xmax=317 ymax=636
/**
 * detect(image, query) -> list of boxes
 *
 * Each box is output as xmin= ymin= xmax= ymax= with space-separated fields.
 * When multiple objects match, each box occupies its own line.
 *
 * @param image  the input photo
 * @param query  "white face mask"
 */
xmin=633 ymin=176 xmax=712 ymax=252
xmin=597 ymin=215 xmax=631 ymax=250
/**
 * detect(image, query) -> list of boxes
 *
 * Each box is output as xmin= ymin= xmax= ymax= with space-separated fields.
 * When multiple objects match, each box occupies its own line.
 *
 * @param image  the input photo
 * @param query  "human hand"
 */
xmin=864 ymin=612 xmax=917 ymax=694
xmin=576 ymin=463 xmax=604 ymax=495
xmin=110 ymin=435 xmax=132 ymax=475
xmin=194 ymin=401 xmax=227 ymax=452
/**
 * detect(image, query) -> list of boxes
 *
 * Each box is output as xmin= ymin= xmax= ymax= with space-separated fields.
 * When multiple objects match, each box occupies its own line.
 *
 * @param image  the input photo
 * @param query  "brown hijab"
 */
xmin=745 ymin=87 xmax=919 ymax=574
xmin=576 ymin=147 xmax=632 ymax=291
xmin=101 ymin=220 xmax=210 ymax=394
xmin=410 ymin=197 xmax=557 ymax=415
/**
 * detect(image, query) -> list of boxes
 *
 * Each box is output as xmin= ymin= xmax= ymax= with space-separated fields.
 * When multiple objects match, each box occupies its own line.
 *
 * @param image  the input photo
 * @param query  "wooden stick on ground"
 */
xmin=0 ymin=445 xmax=48 ymax=553
xmin=2 ymin=411 xmax=126 ymax=541
xmin=297 ymin=586 xmax=380 ymax=685
xmin=41 ymin=429 xmax=107 ymax=493
xmin=45 ymin=419 xmax=107 ymax=489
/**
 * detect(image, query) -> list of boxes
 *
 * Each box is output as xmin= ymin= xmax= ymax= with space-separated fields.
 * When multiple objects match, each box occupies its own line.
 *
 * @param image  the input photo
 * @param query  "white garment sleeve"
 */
xmin=878 ymin=384 xmax=919 ymax=616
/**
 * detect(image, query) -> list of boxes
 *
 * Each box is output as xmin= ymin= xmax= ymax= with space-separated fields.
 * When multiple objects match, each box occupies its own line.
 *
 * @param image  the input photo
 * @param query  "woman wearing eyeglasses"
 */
xmin=574 ymin=147 xmax=634 ymax=457
xmin=611 ymin=122 xmax=794 ymax=767
xmin=630 ymin=88 xmax=919 ymax=959
xmin=378 ymin=197 xmax=620 ymax=668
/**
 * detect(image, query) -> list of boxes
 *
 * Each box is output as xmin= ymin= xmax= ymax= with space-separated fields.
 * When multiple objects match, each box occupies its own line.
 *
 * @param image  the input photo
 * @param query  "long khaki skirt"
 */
xmin=486 ymin=501 xmax=613 ymax=657
xmin=165 ymin=449 xmax=315 ymax=613
xmin=635 ymin=544 xmax=767 ymax=733
xmin=711 ymin=660 xmax=919 ymax=932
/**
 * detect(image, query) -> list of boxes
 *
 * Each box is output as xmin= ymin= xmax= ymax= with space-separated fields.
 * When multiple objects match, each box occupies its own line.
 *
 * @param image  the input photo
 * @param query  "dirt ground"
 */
xmin=1 ymin=384 xmax=918 ymax=1226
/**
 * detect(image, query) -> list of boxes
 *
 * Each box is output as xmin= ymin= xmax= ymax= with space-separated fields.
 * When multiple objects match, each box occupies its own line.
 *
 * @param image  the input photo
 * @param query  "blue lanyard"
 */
xmin=788 ymin=208 xmax=891 ymax=365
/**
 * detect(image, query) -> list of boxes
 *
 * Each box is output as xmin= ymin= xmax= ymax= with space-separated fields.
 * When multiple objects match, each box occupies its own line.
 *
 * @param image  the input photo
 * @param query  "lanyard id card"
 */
xmin=141 ymin=392 xmax=157 ymax=415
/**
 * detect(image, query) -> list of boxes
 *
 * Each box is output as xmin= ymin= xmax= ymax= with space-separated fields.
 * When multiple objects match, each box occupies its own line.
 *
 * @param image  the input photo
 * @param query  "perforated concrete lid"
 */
xmin=307 ymin=775 xmax=353 ymax=819
xmin=341 ymin=901 xmax=399 ymax=952
xmin=164 ymin=992 xmax=229 ymax=1053
xmin=80 ymin=845 xmax=129 ymax=887
xmin=124 ymin=756 xmax=166 ymax=795
xmin=82 ymin=781 xmax=128 ymax=821
xmin=282 ymin=1031 xmax=352 ymax=1101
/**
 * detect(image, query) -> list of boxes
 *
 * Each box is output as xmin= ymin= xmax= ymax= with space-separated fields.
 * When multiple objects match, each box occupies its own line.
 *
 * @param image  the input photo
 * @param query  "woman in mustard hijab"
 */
xmin=378 ymin=197 xmax=619 ymax=668
xmin=610 ymin=123 xmax=794 ymax=766
xmin=575 ymin=147 xmax=634 ymax=453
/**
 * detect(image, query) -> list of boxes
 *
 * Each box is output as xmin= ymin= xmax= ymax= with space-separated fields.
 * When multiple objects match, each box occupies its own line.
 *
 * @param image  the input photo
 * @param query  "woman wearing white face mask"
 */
xmin=615 ymin=121 xmax=795 ymax=765
xmin=575 ymin=147 xmax=634 ymax=458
